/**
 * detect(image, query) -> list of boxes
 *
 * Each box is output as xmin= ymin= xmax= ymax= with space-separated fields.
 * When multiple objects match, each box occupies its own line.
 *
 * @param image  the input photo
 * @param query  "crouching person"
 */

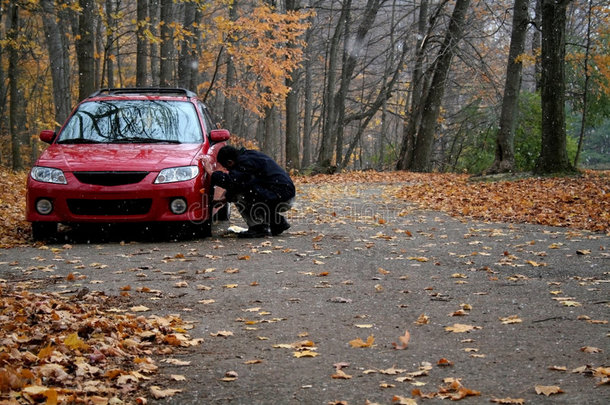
xmin=203 ymin=145 xmax=295 ymax=238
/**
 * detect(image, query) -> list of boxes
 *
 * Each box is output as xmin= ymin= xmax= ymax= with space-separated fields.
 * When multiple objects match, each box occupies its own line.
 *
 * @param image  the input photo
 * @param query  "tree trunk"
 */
xmin=535 ymin=0 xmax=574 ymax=174
xmin=178 ymin=1 xmax=197 ymax=89
xmin=574 ymin=0 xmax=592 ymax=168
xmin=396 ymin=0 xmax=430 ymax=170
xmin=532 ymin=0 xmax=542 ymax=91
xmin=317 ymin=0 xmax=351 ymax=170
xmin=223 ymin=1 xmax=239 ymax=131
xmin=8 ymin=4 xmax=23 ymax=170
xmin=40 ymin=0 xmax=72 ymax=128
xmin=136 ymin=0 xmax=148 ymax=86
xmin=487 ymin=0 xmax=529 ymax=174
xmin=105 ymin=0 xmax=115 ymax=88
xmin=411 ymin=0 xmax=471 ymax=172
xmin=301 ymin=18 xmax=314 ymax=169
xmin=284 ymin=0 xmax=301 ymax=171
xmin=76 ymin=0 xmax=96 ymax=100
xmin=159 ymin=0 xmax=174 ymax=86
xmin=149 ymin=0 xmax=160 ymax=86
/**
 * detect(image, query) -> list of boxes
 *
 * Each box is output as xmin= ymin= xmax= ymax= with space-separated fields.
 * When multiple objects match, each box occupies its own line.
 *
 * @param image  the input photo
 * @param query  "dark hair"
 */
xmin=217 ymin=145 xmax=240 ymax=168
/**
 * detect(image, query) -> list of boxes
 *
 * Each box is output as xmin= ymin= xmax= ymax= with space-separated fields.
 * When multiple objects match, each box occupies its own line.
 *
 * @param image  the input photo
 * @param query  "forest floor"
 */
xmin=0 ymin=169 xmax=608 ymax=404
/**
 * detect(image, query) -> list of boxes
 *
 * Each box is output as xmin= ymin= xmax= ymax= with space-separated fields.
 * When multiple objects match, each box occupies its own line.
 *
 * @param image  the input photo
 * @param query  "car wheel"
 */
xmin=215 ymin=202 xmax=231 ymax=222
xmin=31 ymin=222 xmax=58 ymax=241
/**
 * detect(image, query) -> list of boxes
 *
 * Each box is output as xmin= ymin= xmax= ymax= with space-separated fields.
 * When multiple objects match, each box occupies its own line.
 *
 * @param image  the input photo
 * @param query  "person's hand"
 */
xmin=202 ymin=156 xmax=214 ymax=176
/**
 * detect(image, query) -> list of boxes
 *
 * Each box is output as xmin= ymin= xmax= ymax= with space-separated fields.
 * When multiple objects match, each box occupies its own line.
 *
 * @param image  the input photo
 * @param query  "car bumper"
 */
xmin=26 ymin=172 xmax=212 ymax=224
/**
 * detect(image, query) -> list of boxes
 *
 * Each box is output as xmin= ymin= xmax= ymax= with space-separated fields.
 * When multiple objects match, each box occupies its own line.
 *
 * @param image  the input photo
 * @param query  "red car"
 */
xmin=26 ymin=88 xmax=230 ymax=240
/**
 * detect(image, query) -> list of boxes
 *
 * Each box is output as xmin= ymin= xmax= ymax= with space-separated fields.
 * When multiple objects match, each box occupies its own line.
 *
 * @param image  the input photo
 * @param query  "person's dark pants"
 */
xmin=212 ymin=173 xmax=294 ymax=231
xmin=233 ymin=187 xmax=294 ymax=231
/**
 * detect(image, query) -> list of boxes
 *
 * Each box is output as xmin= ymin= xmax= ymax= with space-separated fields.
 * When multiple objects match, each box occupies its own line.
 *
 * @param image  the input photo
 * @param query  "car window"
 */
xmin=58 ymin=100 xmax=203 ymax=144
xmin=198 ymin=102 xmax=214 ymax=135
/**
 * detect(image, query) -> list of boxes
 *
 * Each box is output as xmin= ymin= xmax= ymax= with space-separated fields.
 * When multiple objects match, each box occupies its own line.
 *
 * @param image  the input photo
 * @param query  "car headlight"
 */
xmin=154 ymin=166 xmax=199 ymax=184
xmin=31 ymin=166 xmax=67 ymax=184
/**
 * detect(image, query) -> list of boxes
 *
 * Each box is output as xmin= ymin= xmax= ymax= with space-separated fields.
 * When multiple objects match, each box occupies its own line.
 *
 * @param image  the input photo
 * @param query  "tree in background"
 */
xmin=1 ymin=0 xmax=608 ymax=173
xmin=411 ymin=0 xmax=471 ymax=172
xmin=487 ymin=0 xmax=530 ymax=174
xmin=535 ymin=0 xmax=575 ymax=173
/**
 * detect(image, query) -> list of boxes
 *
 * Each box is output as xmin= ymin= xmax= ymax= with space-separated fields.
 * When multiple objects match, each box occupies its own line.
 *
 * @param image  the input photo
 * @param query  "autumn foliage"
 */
xmin=0 ymin=287 xmax=201 ymax=403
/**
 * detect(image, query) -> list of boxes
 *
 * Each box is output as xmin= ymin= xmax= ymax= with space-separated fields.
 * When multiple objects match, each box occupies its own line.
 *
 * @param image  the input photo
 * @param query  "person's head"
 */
xmin=216 ymin=145 xmax=240 ymax=169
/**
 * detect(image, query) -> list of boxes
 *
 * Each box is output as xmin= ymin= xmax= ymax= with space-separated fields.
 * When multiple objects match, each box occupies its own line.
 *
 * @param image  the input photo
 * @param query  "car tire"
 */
xmin=31 ymin=222 xmax=57 ymax=241
xmin=215 ymin=202 xmax=231 ymax=222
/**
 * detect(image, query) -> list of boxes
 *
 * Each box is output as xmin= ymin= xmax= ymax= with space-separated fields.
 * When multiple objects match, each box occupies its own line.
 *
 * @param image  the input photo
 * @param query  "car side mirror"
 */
xmin=39 ymin=130 xmax=56 ymax=144
xmin=210 ymin=129 xmax=230 ymax=143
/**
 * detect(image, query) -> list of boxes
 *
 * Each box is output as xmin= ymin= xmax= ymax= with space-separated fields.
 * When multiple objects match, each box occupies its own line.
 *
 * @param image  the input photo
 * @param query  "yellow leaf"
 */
xmin=293 ymin=350 xmax=318 ymax=358
xmin=445 ymin=323 xmax=480 ymax=333
xmin=349 ymin=335 xmax=375 ymax=348
xmin=535 ymin=385 xmax=563 ymax=396
xmin=499 ymin=315 xmax=522 ymax=324
xmin=64 ymin=333 xmax=89 ymax=351
xmin=331 ymin=369 xmax=352 ymax=379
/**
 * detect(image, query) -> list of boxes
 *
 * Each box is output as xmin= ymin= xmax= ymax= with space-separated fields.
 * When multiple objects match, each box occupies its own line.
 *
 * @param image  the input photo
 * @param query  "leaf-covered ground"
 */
xmin=299 ymin=170 xmax=610 ymax=234
xmin=0 ymin=287 xmax=201 ymax=404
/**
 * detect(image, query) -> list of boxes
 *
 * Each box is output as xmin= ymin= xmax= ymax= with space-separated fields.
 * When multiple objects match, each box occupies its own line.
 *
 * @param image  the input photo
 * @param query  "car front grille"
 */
xmin=73 ymin=171 xmax=149 ymax=186
xmin=67 ymin=199 xmax=152 ymax=216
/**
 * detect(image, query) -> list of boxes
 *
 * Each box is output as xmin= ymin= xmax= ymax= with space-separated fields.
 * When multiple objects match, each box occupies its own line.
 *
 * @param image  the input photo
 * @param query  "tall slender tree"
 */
xmin=285 ymin=0 xmax=301 ymax=170
xmin=40 ymin=0 xmax=72 ymax=128
xmin=8 ymin=3 xmax=23 ymax=170
xmin=487 ymin=0 xmax=530 ymax=174
xmin=136 ymin=0 xmax=148 ymax=86
xmin=159 ymin=0 xmax=174 ymax=86
xmin=76 ymin=0 xmax=96 ymax=100
xmin=411 ymin=0 xmax=471 ymax=172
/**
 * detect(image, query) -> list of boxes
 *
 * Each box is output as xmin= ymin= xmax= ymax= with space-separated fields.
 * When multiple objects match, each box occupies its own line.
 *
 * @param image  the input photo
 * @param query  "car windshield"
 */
xmin=57 ymin=100 xmax=203 ymax=144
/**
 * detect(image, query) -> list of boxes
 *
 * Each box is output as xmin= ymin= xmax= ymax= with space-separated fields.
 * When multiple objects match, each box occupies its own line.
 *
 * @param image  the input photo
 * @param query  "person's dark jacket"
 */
xmin=211 ymin=149 xmax=295 ymax=203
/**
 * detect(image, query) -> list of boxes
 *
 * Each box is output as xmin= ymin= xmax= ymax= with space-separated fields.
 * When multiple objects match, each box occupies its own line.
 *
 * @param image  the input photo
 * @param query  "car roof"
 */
xmin=87 ymin=87 xmax=198 ymax=99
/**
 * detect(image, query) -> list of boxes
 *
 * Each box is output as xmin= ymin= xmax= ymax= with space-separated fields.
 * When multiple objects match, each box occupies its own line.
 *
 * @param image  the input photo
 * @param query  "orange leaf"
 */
xmin=349 ymin=335 xmax=375 ymax=348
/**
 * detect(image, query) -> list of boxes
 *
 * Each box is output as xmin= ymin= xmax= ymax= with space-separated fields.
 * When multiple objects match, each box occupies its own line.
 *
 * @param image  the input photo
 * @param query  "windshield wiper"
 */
xmin=57 ymin=138 xmax=104 ymax=144
xmin=112 ymin=137 xmax=182 ymax=144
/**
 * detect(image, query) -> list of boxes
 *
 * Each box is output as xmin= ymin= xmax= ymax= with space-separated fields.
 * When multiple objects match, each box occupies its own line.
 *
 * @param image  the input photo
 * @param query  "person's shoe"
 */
xmin=270 ymin=217 xmax=291 ymax=236
xmin=237 ymin=225 xmax=271 ymax=238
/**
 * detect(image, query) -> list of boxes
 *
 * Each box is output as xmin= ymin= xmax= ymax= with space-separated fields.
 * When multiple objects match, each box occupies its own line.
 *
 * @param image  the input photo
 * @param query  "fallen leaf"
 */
xmin=414 ymin=314 xmax=429 ymax=325
xmin=500 ymin=315 xmax=522 ymax=324
xmin=211 ymin=330 xmax=234 ymax=338
xmin=535 ymin=385 xmax=563 ymax=396
xmin=130 ymin=305 xmax=150 ymax=312
xmin=349 ymin=335 xmax=375 ymax=348
xmin=437 ymin=358 xmax=453 ymax=367
xmin=580 ymin=346 xmax=602 ymax=353
xmin=331 ymin=369 xmax=352 ymax=379
xmin=293 ymin=350 xmax=318 ymax=358
xmin=392 ymin=330 xmax=410 ymax=350
xmin=150 ymin=386 xmax=182 ymax=399
xmin=490 ymin=397 xmax=525 ymax=404
xmin=392 ymin=395 xmax=418 ymax=405
xmin=445 ymin=323 xmax=480 ymax=333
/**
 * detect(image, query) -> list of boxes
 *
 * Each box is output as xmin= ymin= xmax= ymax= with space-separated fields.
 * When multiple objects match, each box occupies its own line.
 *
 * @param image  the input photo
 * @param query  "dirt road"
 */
xmin=1 ymin=182 xmax=608 ymax=404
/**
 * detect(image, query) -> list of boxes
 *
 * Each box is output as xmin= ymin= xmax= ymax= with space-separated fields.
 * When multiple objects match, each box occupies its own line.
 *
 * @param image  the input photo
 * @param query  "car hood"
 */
xmin=36 ymin=144 xmax=204 ymax=172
